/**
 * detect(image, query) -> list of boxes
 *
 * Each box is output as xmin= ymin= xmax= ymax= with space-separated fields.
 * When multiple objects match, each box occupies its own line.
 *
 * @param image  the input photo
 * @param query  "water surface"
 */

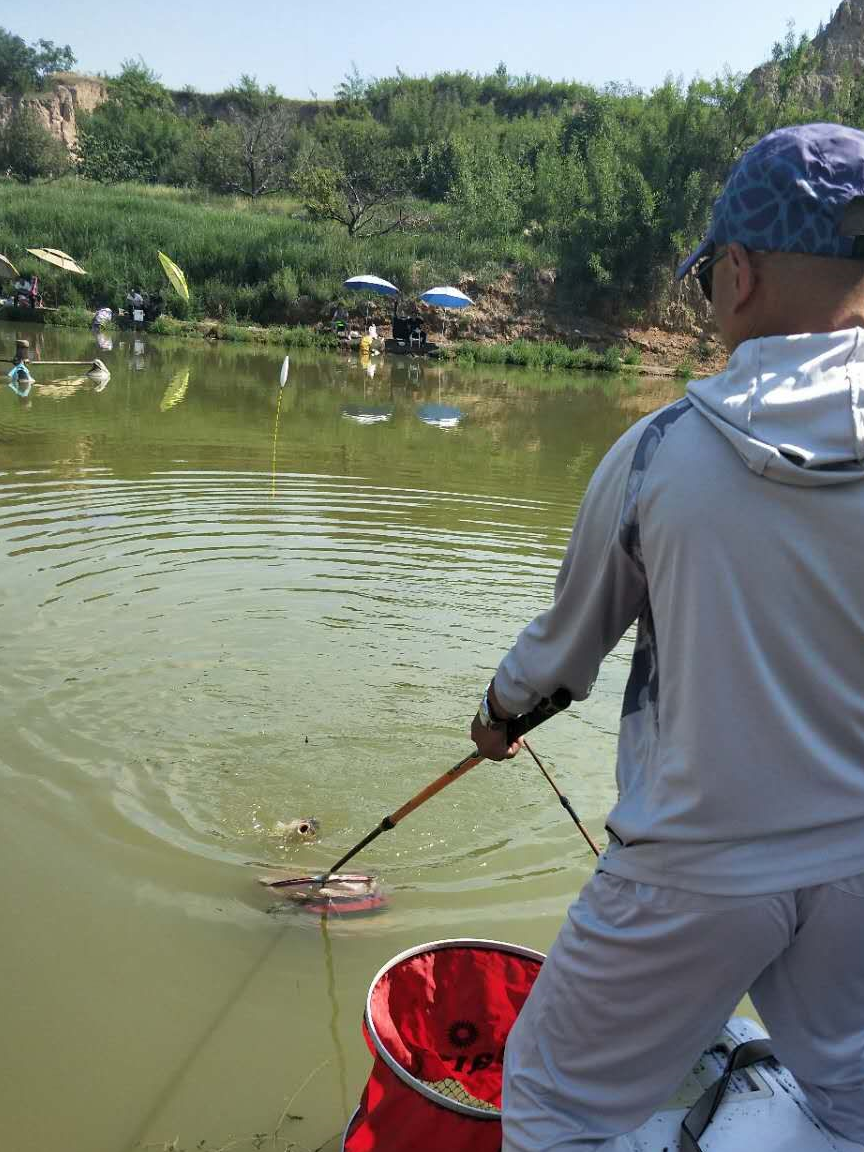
xmin=0 ymin=323 xmax=682 ymax=1152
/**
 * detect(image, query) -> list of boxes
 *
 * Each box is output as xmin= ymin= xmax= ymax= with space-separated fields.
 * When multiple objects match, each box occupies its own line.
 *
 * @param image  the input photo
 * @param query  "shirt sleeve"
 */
xmin=493 ymin=422 xmax=648 ymax=714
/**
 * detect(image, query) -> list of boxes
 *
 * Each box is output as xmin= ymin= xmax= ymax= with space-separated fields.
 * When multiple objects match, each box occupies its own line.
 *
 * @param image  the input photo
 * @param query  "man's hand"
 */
xmin=470 ymin=712 xmax=523 ymax=760
xmin=471 ymin=681 xmax=523 ymax=760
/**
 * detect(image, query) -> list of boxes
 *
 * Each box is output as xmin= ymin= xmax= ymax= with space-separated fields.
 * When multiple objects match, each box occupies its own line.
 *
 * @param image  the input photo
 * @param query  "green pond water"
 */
xmin=0 ymin=323 xmax=683 ymax=1152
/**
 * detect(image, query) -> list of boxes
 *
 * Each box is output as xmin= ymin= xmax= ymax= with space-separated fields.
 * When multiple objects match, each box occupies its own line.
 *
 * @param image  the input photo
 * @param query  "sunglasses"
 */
xmin=694 ymin=246 xmax=729 ymax=303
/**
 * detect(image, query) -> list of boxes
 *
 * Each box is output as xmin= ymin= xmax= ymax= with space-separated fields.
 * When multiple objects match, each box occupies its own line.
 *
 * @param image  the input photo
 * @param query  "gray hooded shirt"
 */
xmin=494 ymin=328 xmax=864 ymax=895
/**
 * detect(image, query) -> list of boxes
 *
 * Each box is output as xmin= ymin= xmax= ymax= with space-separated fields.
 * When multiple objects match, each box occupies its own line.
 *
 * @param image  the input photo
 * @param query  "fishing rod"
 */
xmin=522 ymin=739 xmax=601 ymax=856
xmin=262 ymin=687 xmax=573 ymax=890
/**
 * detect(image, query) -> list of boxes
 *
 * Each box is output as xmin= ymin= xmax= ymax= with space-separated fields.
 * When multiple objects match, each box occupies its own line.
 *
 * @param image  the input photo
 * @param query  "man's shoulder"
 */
xmin=606 ymin=396 xmax=695 ymax=477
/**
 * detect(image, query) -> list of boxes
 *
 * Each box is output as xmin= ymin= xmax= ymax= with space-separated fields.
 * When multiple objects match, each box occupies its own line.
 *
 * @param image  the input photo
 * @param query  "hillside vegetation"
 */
xmin=2 ymin=18 xmax=864 ymax=329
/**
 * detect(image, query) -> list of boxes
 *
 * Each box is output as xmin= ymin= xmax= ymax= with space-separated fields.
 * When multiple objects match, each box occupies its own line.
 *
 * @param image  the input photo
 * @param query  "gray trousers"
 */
xmin=502 ymin=870 xmax=864 ymax=1151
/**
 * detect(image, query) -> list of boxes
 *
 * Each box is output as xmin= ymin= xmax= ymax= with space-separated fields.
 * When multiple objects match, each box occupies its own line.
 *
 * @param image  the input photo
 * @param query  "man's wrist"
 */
xmin=477 ymin=679 xmax=513 ymax=728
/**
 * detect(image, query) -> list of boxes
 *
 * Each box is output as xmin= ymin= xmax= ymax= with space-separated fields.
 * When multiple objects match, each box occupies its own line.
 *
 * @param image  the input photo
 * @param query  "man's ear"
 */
xmin=727 ymin=242 xmax=758 ymax=312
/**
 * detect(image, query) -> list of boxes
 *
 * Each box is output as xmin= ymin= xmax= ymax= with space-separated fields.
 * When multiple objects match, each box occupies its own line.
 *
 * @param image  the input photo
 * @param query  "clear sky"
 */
xmin=7 ymin=0 xmax=840 ymax=99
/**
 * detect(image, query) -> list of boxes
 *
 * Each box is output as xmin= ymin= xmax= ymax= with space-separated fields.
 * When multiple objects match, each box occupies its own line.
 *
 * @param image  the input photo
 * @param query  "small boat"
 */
xmin=617 ymin=1015 xmax=862 ymax=1149
xmin=343 ymin=935 xmax=860 ymax=1152
xmin=343 ymin=1012 xmax=859 ymax=1151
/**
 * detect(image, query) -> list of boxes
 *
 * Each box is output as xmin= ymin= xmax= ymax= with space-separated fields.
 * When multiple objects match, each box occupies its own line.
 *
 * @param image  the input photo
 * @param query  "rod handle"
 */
xmin=506 ymin=687 xmax=572 ymax=743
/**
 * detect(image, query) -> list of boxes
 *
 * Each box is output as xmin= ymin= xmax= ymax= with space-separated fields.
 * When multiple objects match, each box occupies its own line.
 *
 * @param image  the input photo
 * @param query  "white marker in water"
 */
xmin=279 ymin=355 xmax=290 ymax=388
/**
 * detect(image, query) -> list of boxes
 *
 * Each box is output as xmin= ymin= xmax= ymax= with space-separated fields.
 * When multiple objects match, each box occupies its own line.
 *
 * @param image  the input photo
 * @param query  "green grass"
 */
xmin=449 ymin=338 xmax=625 ymax=373
xmin=0 ymin=178 xmax=551 ymax=326
xmin=44 ymin=303 xmax=338 ymax=348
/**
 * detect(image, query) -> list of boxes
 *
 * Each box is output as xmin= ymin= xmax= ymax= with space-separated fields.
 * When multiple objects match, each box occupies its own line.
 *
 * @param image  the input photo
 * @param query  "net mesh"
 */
xmin=421 ymin=1078 xmax=500 ymax=1113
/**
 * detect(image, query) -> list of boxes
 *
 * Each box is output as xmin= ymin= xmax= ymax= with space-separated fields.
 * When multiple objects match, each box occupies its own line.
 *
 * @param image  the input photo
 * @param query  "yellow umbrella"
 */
xmin=158 ymin=251 xmax=190 ymax=301
xmin=0 ymin=254 xmax=20 ymax=280
xmin=26 ymin=247 xmax=87 ymax=275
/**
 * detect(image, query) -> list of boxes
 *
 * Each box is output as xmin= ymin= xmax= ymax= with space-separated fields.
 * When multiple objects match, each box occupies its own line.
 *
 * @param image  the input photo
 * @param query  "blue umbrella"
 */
xmin=419 ymin=286 xmax=473 ymax=338
xmin=419 ymin=286 xmax=473 ymax=308
xmin=344 ymin=276 xmax=400 ymax=326
xmin=344 ymin=275 xmax=400 ymax=297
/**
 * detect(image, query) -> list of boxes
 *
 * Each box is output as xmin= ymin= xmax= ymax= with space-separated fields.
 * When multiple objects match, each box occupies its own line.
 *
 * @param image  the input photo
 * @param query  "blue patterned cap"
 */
xmin=677 ymin=123 xmax=864 ymax=279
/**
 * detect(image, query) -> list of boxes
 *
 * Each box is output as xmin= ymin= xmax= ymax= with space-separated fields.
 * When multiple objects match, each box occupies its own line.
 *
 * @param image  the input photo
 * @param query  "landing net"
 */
xmin=342 ymin=938 xmax=544 ymax=1152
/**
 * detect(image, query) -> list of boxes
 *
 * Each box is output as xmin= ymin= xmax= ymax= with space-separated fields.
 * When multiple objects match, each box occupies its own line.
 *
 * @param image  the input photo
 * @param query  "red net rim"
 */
xmin=363 ymin=938 xmax=545 ymax=1120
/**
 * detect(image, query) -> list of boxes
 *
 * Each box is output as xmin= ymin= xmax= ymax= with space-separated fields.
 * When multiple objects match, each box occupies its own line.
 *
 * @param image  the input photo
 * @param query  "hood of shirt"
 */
xmin=686 ymin=328 xmax=864 ymax=486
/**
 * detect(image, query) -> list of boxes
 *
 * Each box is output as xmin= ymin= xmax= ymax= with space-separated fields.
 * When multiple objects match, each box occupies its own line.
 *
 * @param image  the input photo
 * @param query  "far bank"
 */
xmin=0 ymin=179 xmax=724 ymax=378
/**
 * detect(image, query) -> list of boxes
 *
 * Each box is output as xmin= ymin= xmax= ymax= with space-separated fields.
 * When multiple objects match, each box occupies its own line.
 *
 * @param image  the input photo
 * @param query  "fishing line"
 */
xmin=321 ymin=913 xmax=350 ymax=1123
xmin=128 ymin=694 xmax=573 ymax=1144
xmin=522 ymin=739 xmax=601 ymax=857
xmin=125 ymin=921 xmax=288 ymax=1150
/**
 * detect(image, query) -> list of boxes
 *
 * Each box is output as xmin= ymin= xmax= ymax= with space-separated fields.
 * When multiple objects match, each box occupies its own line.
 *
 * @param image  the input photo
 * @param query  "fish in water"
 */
xmin=271 ymin=816 xmax=320 ymax=843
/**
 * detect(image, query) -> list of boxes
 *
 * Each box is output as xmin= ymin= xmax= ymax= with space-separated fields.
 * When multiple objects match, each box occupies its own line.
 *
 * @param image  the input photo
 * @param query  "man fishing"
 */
xmin=471 ymin=123 xmax=864 ymax=1151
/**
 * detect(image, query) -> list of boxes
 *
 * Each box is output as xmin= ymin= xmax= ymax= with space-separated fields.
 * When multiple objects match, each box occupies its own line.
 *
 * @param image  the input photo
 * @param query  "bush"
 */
xmin=44 ymin=305 xmax=95 ymax=328
xmin=0 ymin=107 xmax=69 ymax=181
xmin=148 ymin=315 xmax=187 ymax=337
xmin=675 ymin=357 xmax=695 ymax=379
xmin=601 ymin=345 xmax=622 ymax=372
xmin=623 ymin=345 xmax=642 ymax=365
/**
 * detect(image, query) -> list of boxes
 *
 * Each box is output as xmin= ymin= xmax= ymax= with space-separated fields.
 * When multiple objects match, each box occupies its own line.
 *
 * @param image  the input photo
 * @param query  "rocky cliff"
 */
xmin=749 ymin=0 xmax=864 ymax=103
xmin=811 ymin=0 xmax=864 ymax=88
xmin=0 ymin=72 xmax=107 ymax=150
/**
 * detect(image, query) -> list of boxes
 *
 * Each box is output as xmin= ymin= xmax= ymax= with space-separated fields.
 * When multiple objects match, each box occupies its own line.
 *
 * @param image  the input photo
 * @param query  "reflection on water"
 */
xmin=416 ymin=402 xmax=463 ymax=429
xmin=0 ymin=321 xmax=682 ymax=1152
xmin=342 ymin=404 xmax=394 ymax=424
xmin=160 ymin=368 xmax=191 ymax=412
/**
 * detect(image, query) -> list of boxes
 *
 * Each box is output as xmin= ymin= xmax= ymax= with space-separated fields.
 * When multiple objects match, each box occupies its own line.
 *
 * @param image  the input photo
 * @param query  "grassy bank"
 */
xmin=42 ymin=305 xmax=641 ymax=373
xmin=0 ymin=178 xmax=548 ymax=324
xmin=453 ymin=338 xmax=633 ymax=372
xmin=44 ymin=305 xmax=339 ymax=349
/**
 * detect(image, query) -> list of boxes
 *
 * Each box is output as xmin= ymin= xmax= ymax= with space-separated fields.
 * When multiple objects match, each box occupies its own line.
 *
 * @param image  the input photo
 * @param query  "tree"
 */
xmin=0 ymin=28 xmax=75 ymax=94
xmin=106 ymin=58 xmax=174 ymax=112
xmin=335 ymin=62 xmax=368 ymax=105
xmin=204 ymin=76 xmax=297 ymax=197
xmin=446 ymin=134 xmax=533 ymax=240
xmin=75 ymin=61 xmax=194 ymax=184
xmin=0 ymin=106 xmax=69 ymax=181
xmin=294 ymin=121 xmax=412 ymax=237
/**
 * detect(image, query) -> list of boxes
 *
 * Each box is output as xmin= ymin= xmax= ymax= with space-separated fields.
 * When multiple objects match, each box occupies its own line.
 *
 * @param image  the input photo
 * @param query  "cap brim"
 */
xmin=676 ymin=236 xmax=713 ymax=280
